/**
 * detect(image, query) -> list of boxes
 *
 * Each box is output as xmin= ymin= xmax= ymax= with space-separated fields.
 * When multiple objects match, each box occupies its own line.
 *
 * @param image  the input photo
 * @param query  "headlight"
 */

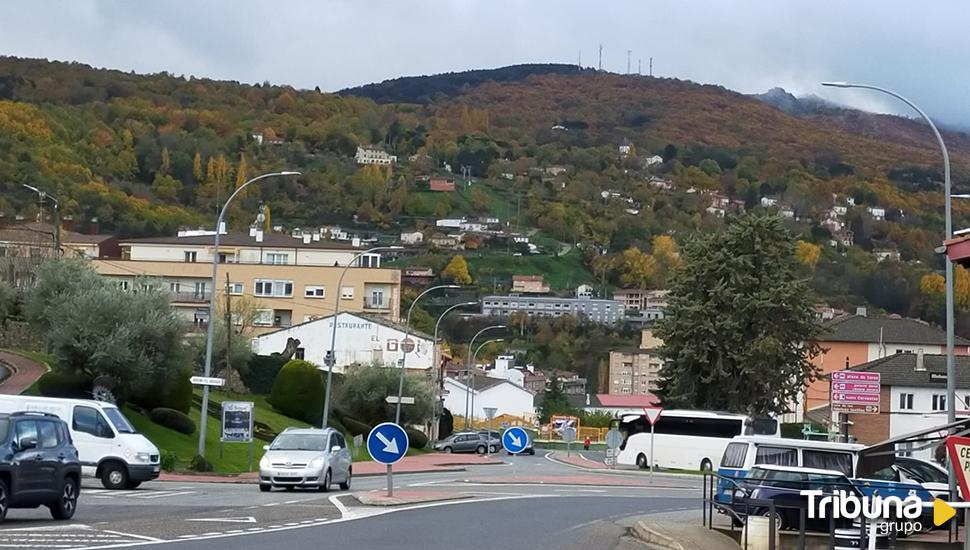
xmin=309 ymin=457 xmax=325 ymax=469
xmin=733 ymin=489 xmax=748 ymax=499
xmin=134 ymin=452 xmax=153 ymax=463
xmin=259 ymin=456 xmax=270 ymax=469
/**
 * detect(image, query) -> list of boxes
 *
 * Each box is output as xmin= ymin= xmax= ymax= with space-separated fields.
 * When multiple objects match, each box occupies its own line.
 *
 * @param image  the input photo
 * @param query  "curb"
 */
xmin=356 ymin=466 xmax=467 ymax=478
xmin=546 ymin=452 xmax=707 ymax=481
xmin=632 ymin=522 xmax=684 ymax=550
xmin=353 ymin=492 xmax=470 ymax=507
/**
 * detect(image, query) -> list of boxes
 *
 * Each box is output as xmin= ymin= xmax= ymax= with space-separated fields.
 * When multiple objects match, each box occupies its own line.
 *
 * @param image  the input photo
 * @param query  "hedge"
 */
xmin=269 ymin=359 xmax=325 ymax=424
xmin=134 ymin=370 xmax=193 ymax=414
xmin=37 ymin=371 xmax=93 ymax=399
xmin=241 ymin=354 xmax=287 ymax=394
xmin=149 ymin=407 xmax=197 ymax=435
xmin=405 ymin=427 xmax=429 ymax=449
xmin=339 ymin=415 xmax=373 ymax=437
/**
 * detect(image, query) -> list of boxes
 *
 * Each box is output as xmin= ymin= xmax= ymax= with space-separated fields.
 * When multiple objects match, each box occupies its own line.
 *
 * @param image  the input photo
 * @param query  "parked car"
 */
xmin=258 ymin=427 xmax=351 ymax=492
xmin=894 ymin=456 xmax=953 ymax=498
xmin=433 ymin=432 xmax=494 ymax=454
xmin=0 ymin=395 xmax=160 ymax=489
xmin=0 ymin=411 xmax=82 ymax=523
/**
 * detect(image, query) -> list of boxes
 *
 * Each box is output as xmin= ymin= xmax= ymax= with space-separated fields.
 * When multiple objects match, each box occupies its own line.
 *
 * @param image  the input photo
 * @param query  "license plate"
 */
xmin=153 ymin=466 xmax=160 ymax=473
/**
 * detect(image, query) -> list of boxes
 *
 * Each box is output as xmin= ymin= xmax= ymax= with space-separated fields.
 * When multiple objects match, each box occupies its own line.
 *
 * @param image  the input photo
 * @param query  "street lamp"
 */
xmin=823 ymin=81 xmax=958 ymax=521
xmin=393 ymin=284 xmax=461 ymax=425
xmin=320 ymin=245 xmax=404 ymax=428
xmin=22 ymin=184 xmax=60 ymax=255
xmin=464 ymin=325 xmax=506 ymax=428
xmin=469 ymin=338 xmax=504 ymax=429
xmin=430 ymin=301 xmax=479 ymax=441
xmin=197 ymin=171 xmax=300 ymax=459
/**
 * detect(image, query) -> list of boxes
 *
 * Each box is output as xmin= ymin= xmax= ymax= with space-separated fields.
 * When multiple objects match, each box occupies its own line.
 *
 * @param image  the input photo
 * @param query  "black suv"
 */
xmin=0 ymin=412 xmax=82 ymax=523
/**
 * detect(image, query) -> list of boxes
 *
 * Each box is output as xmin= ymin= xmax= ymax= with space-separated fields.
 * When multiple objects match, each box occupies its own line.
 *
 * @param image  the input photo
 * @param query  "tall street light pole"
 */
xmin=320 ymin=245 xmax=403 ymax=429
xmin=470 ymin=338 xmax=504 ymax=428
xmin=823 ymin=81 xmax=957 ymax=524
xmin=197 ymin=171 xmax=300 ymax=459
xmin=464 ymin=325 xmax=506 ymax=429
xmin=22 ymin=184 xmax=60 ymax=256
xmin=430 ymin=301 xmax=478 ymax=441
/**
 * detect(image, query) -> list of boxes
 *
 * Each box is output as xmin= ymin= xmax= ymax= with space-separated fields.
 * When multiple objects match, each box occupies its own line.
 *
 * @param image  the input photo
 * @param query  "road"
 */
xmin=0 ymin=453 xmax=704 ymax=550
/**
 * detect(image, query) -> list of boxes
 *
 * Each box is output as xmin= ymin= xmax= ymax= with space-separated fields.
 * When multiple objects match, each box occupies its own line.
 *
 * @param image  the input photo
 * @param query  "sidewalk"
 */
xmin=631 ymin=521 xmax=740 ymax=550
xmin=0 ymin=350 xmax=49 ymax=395
xmin=550 ymin=451 xmax=609 ymax=470
xmin=158 ymin=453 xmax=502 ymax=483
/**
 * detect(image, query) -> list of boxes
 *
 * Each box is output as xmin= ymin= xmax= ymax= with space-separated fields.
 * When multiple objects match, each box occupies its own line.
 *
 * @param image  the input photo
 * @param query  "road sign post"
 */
xmin=502 ymin=426 xmax=529 ymax=455
xmin=644 ymin=408 xmax=663 ymax=480
xmin=831 ymin=371 xmax=881 ymax=444
xmin=367 ymin=422 xmax=409 ymax=497
xmin=483 ymin=407 xmax=497 ymax=459
xmin=562 ymin=426 xmax=576 ymax=457
xmin=605 ymin=429 xmax=623 ymax=470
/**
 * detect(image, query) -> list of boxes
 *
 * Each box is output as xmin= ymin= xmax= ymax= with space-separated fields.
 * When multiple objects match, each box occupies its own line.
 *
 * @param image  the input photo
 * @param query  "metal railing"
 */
xmin=169 ymin=291 xmax=211 ymax=303
xmin=363 ymin=298 xmax=389 ymax=310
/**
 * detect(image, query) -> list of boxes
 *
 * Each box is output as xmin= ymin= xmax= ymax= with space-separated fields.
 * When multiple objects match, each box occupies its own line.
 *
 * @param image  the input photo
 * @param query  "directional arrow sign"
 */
xmin=502 ymin=426 xmax=529 ymax=454
xmin=366 ymin=422 xmax=409 ymax=465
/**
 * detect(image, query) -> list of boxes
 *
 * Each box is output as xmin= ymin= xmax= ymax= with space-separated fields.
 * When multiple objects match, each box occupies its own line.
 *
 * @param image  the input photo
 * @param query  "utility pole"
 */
xmin=578 ymin=50 xmax=582 ymax=69
xmin=598 ymin=44 xmax=602 ymax=71
xmin=649 ymin=57 xmax=653 ymax=77
xmin=627 ymin=50 xmax=631 ymax=74
xmin=225 ymin=273 xmax=232 ymax=392
xmin=637 ymin=58 xmax=641 ymax=75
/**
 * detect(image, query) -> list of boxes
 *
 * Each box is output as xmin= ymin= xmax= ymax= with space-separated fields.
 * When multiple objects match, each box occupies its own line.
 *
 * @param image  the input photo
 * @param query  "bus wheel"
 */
xmin=636 ymin=454 xmax=648 ymax=469
xmin=700 ymin=459 xmax=713 ymax=472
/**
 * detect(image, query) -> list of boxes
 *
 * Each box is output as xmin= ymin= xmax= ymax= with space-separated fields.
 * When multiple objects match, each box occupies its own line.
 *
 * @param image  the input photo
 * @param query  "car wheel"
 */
xmin=443 ymin=446 xmax=453 ymax=454
xmin=700 ymin=459 xmax=713 ymax=472
xmin=339 ymin=468 xmax=352 ymax=491
xmin=476 ymin=445 xmax=486 ymax=455
xmin=489 ymin=445 xmax=498 ymax=453
xmin=125 ymin=481 xmax=141 ymax=490
xmin=0 ymin=478 xmax=8 ymax=523
xmin=50 ymin=477 xmax=79 ymax=520
xmin=259 ymin=484 xmax=272 ymax=493
xmin=529 ymin=449 xmax=535 ymax=456
xmin=100 ymin=462 xmax=128 ymax=490
xmin=758 ymin=508 xmax=787 ymax=531
xmin=318 ymin=469 xmax=332 ymax=492
xmin=636 ymin=454 xmax=648 ymax=469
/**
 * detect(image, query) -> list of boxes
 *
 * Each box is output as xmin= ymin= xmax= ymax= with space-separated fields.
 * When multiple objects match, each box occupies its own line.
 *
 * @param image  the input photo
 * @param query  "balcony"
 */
xmin=363 ymin=298 xmax=390 ymax=310
xmin=169 ymin=291 xmax=211 ymax=304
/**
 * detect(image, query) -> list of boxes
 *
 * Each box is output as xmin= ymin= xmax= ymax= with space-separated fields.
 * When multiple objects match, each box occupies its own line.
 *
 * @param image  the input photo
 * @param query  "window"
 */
xmin=933 ymin=394 xmax=947 ymax=411
xmin=72 ymin=406 xmax=113 ymax=439
xmin=228 ymin=282 xmax=244 ymax=295
xmin=255 ymin=279 xmax=293 ymax=297
xmin=803 ymin=450 xmax=854 ymax=476
xmin=169 ymin=282 xmax=181 ymax=293
xmin=218 ymin=253 xmax=228 ymax=263
xmin=305 ymin=285 xmax=326 ymax=298
xmin=754 ymin=446 xmax=797 ymax=467
xmin=266 ymin=253 xmax=289 ymax=265
xmin=899 ymin=393 xmax=914 ymax=410
xmin=194 ymin=281 xmax=207 ymax=299
xmin=359 ymin=255 xmax=380 ymax=268
xmin=184 ymin=251 xmax=197 ymax=263
xmin=253 ymin=309 xmax=274 ymax=326
xmin=118 ymin=280 xmax=129 ymax=291
xmin=38 ymin=421 xmax=60 ymax=448
xmin=341 ymin=286 xmax=354 ymax=300
xmin=14 ymin=420 xmax=38 ymax=448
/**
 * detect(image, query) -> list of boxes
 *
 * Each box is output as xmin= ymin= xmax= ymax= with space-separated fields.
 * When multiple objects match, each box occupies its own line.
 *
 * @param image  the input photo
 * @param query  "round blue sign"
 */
xmin=366 ymin=422 xmax=409 ymax=465
xmin=502 ymin=426 xmax=529 ymax=454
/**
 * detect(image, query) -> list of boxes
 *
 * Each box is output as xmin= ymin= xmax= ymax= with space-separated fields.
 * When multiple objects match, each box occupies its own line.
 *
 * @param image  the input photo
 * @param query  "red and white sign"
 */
xmin=832 ymin=403 xmax=879 ymax=414
xmin=643 ymin=407 xmax=663 ymax=425
xmin=832 ymin=382 xmax=880 ymax=393
xmin=832 ymin=372 xmax=880 ymax=383
xmin=832 ymin=392 xmax=880 ymax=404
xmin=946 ymin=436 xmax=970 ymax=501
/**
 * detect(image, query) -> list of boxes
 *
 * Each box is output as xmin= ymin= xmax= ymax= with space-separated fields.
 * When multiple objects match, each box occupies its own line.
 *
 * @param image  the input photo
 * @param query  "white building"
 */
xmin=484 ymin=355 xmax=526 ymax=387
xmin=867 ymin=206 xmax=886 ymax=220
xmin=400 ymin=230 xmax=424 ymax=246
xmin=443 ymin=375 xmax=535 ymax=421
xmin=642 ymin=155 xmax=664 ymax=167
xmin=874 ymin=249 xmax=901 ymax=263
xmin=760 ymin=197 xmax=779 ymax=208
xmin=355 ymin=146 xmax=397 ymax=166
xmin=250 ymin=311 xmax=435 ymax=373
xmin=436 ymin=218 xmax=466 ymax=229
xmin=576 ymin=284 xmax=594 ymax=299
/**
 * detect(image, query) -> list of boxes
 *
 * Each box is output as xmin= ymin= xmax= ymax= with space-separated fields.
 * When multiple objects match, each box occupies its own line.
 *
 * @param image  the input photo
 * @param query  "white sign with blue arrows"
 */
xmin=367 ymin=422 xmax=409 ymax=465
xmin=502 ymin=426 xmax=529 ymax=454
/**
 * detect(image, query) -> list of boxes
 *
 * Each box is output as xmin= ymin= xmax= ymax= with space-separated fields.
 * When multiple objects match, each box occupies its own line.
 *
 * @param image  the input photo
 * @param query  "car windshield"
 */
xmin=104 ymin=407 xmax=136 ymax=434
xmin=899 ymin=461 xmax=948 ymax=484
xmin=271 ymin=434 xmax=328 ymax=451
xmin=0 ymin=418 xmax=8 ymax=442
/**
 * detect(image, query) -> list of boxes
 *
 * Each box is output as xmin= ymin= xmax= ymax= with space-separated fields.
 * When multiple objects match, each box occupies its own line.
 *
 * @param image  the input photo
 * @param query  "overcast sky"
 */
xmin=2 ymin=1 xmax=969 ymax=126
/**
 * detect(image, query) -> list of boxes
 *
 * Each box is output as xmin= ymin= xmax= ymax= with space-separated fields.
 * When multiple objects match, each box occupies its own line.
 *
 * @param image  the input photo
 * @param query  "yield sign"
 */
xmin=644 ymin=407 xmax=663 ymax=425
xmin=945 ymin=435 xmax=970 ymax=501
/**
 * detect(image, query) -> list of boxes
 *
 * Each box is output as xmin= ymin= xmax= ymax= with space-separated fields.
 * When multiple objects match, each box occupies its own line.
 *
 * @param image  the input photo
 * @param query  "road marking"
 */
xmin=100 ymin=530 xmax=163 ymax=542
xmin=328 ymin=494 xmax=350 ymax=517
xmin=186 ymin=517 xmax=257 ymax=524
xmin=139 ymin=491 xmax=196 ymax=500
xmin=554 ymin=488 xmax=607 ymax=493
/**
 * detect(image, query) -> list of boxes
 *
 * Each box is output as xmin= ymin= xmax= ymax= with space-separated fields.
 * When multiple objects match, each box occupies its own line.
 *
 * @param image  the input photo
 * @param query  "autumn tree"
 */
xmin=795 ymin=240 xmax=822 ymax=269
xmin=615 ymin=247 xmax=656 ymax=289
xmin=651 ymin=235 xmax=681 ymax=287
xmin=655 ymin=213 xmax=823 ymax=415
xmin=470 ymin=186 xmax=490 ymax=213
xmin=441 ymin=255 xmax=472 ymax=285
xmin=193 ymin=151 xmax=203 ymax=182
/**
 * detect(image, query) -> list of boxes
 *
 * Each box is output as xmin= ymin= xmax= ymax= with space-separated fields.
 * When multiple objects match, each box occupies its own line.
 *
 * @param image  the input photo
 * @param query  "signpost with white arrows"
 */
xmin=366 ymin=422 xmax=409 ymax=497
xmin=502 ymin=426 xmax=529 ymax=455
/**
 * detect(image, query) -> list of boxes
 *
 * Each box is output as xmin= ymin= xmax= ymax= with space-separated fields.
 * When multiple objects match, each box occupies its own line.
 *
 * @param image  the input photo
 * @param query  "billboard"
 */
xmin=221 ymin=401 xmax=254 ymax=443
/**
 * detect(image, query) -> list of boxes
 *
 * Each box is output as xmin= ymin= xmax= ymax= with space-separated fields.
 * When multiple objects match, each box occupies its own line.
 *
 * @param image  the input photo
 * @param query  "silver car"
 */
xmin=258 ymin=427 xmax=352 ymax=492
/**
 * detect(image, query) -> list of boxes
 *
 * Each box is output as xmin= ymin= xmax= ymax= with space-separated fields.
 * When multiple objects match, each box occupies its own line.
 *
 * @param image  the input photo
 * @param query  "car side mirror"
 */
xmin=18 ymin=437 xmax=38 ymax=451
xmin=331 ymin=445 xmax=342 ymax=453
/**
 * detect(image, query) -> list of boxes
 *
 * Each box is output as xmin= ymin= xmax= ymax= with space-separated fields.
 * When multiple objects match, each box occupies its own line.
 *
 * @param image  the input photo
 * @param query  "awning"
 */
xmin=857 ymin=418 xmax=970 ymax=475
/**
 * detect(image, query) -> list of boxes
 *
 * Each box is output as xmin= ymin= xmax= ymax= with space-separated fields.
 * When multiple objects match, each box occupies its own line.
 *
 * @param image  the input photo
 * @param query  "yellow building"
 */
xmin=605 ymin=329 xmax=664 ymax=395
xmin=91 ymin=230 xmax=400 ymax=335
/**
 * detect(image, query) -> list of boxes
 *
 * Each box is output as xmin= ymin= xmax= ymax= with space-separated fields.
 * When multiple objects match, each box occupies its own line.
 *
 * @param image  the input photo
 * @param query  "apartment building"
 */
xmin=91 ymin=229 xmax=400 ymax=334
xmin=482 ymin=295 xmax=624 ymax=325
xmin=606 ymin=329 xmax=664 ymax=395
xmin=0 ymin=221 xmax=119 ymax=288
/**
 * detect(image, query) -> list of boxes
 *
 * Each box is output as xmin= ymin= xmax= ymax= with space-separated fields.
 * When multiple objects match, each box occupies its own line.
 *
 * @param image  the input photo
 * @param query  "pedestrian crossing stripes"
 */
xmin=83 ymin=488 xmax=196 ymax=500
xmin=0 ymin=525 xmax=157 ymax=549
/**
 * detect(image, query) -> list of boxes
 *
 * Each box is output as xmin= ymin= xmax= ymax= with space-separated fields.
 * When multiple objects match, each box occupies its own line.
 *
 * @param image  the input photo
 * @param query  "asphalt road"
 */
xmin=0 ymin=452 xmax=704 ymax=550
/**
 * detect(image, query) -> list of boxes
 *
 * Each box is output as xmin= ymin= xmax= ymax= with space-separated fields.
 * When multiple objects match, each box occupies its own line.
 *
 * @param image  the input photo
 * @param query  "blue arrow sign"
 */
xmin=502 ymin=426 xmax=529 ymax=454
xmin=367 ymin=422 xmax=409 ymax=465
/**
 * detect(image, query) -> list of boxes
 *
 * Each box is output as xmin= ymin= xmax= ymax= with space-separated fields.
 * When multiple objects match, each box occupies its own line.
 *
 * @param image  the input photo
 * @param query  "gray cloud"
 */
xmin=1 ymin=0 xmax=967 ymax=125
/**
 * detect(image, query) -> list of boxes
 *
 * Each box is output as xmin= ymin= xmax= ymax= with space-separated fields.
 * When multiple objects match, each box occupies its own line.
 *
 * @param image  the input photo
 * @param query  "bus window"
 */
xmin=803 ymin=450 xmax=853 ymax=476
xmin=746 ymin=418 xmax=779 ymax=436
xmin=755 ymin=446 xmax=797 ymax=467
xmin=655 ymin=417 xmax=743 ymax=438
xmin=721 ymin=442 xmax=748 ymax=468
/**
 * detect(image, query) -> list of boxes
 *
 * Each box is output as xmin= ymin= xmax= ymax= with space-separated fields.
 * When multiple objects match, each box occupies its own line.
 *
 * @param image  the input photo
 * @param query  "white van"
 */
xmin=0 ymin=395 xmax=161 ymax=489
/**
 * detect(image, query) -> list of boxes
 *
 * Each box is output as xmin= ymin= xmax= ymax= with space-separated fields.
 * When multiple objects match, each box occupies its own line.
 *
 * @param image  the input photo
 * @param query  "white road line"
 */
xmin=100 ymin=530 xmax=163 ymax=543
xmin=328 ymin=494 xmax=350 ymax=517
xmin=139 ymin=491 xmax=196 ymax=500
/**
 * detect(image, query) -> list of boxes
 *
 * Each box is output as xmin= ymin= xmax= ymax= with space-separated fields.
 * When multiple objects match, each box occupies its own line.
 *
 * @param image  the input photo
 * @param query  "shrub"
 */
xmin=149 ymin=407 xmax=196 ymax=435
xmin=269 ymin=359 xmax=325 ymax=424
xmin=240 ymin=354 xmax=287 ymax=394
xmin=405 ymin=427 xmax=429 ymax=449
xmin=134 ymin=370 xmax=193 ymax=414
xmin=339 ymin=415 xmax=373 ymax=437
xmin=159 ymin=451 xmax=178 ymax=471
xmin=189 ymin=454 xmax=212 ymax=472
xmin=37 ymin=371 xmax=93 ymax=398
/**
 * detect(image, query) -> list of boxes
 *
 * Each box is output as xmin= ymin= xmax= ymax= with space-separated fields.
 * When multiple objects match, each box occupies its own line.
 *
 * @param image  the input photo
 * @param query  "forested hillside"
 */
xmin=3 ymin=56 xmax=970 ymax=329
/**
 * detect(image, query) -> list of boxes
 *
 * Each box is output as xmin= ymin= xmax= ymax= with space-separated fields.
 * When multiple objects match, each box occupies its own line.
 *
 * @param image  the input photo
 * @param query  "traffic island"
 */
xmin=353 ymin=489 xmax=469 ymax=507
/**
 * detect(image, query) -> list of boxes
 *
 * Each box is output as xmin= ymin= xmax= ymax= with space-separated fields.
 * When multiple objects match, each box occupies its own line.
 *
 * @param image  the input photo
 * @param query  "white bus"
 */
xmin=614 ymin=410 xmax=780 ymax=471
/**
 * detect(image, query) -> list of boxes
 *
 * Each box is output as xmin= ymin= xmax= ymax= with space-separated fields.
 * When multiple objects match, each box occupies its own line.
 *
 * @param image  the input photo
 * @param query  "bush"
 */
xmin=159 ymin=451 xmax=178 ymax=472
xmin=240 ymin=354 xmax=287 ymax=394
xmin=37 ymin=371 xmax=93 ymax=398
xmin=149 ymin=407 xmax=196 ymax=435
xmin=189 ymin=454 xmax=212 ymax=472
xmin=270 ymin=359 xmax=325 ymax=424
xmin=134 ymin=370 xmax=193 ymax=414
xmin=339 ymin=415 xmax=373 ymax=437
xmin=405 ymin=427 xmax=429 ymax=449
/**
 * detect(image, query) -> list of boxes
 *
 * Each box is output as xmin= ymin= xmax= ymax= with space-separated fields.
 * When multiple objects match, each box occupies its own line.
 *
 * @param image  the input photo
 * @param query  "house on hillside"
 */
xmin=760 ymin=196 xmax=779 ymax=208
xmin=874 ymin=248 xmax=901 ymax=263
xmin=642 ymin=155 xmax=664 ymax=168
xmin=443 ymin=375 xmax=535 ymax=421
xmin=867 ymin=206 xmax=886 ymax=220
xmin=355 ymin=146 xmax=397 ymax=165
xmin=400 ymin=230 xmax=423 ymax=246
xmin=429 ymin=178 xmax=455 ymax=192
xmin=512 ymin=275 xmax=550 ymax=294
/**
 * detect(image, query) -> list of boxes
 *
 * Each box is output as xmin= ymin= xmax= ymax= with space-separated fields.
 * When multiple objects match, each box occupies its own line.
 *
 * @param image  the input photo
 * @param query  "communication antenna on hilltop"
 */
xmin=649 ymin=57 xmax=654 ymax=77
xmin=598 ymin=44 xmax=603 ymax=71
xmin=638 ymin=58 xmax=642 ymax=75
xmin=627 ymin=50 xmax=632 ymax=74
xmin=578 ymin=50 xmax=582 ymax=69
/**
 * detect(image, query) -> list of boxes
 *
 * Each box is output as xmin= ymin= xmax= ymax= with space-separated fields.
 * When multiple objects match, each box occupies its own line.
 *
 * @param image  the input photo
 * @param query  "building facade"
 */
xmin=355 ymin=146 xmax=397 ymax=165
xmin=443 ymin=375 xmax=535 ymax=421
xmin=606 ymin=329 xmax=664 ymax=395
xmin=482 ymin=295 xmax=624 ymax=325
xmin=0 ymin=221 xmax=120 ymax=288
xmin=511 ymin=275 xmax=550 ymax=294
